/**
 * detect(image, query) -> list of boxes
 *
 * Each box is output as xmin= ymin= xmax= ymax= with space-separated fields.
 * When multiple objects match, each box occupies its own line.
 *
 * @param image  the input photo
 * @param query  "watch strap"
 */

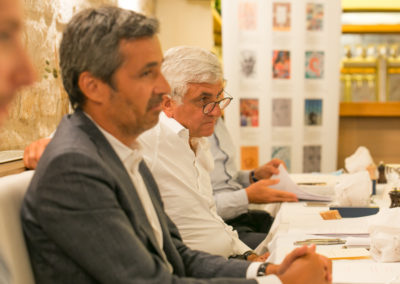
xmin=256 ymin=262 xmax=270 ymax=277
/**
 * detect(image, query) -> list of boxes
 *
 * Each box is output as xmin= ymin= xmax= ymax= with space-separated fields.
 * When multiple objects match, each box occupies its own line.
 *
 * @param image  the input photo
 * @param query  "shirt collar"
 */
xmin=83 ymin=112 xmax=142 ymax=166
xmin=159 ymin=112 xmax=209 ymax=153
xmin=159 ymin=111 xmax=188 ymax=137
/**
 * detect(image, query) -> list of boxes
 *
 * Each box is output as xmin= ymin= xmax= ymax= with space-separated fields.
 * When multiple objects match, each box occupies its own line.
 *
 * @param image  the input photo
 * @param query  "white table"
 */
xmin=253 ymin=182 xmax=400 ymax=284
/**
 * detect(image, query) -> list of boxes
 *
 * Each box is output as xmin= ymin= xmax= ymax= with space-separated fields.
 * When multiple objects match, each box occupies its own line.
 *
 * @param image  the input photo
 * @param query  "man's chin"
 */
xmin=200 ymin=125 xmax=216 ymax=137
xmin=142 ymin=112 xmax=161 ymax=131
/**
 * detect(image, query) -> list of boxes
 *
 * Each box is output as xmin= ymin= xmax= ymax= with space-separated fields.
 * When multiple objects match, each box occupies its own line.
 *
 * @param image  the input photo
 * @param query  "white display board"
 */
xmin=222 ymin=0 xmax=341 ymax=173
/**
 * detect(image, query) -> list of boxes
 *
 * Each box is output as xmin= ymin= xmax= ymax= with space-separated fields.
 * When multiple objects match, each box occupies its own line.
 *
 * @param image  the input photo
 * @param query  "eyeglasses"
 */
xmin=202 ymin=96 xmax=233 ymax=114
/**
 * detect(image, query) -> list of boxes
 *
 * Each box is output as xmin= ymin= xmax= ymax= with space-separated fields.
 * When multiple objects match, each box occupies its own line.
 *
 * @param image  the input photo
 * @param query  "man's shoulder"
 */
xmin=36 ymin=112 xmax=105 ymax=174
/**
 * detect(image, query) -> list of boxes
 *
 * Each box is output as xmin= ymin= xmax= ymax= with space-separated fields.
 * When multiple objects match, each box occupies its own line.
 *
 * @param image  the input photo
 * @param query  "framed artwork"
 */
xmin=303 ymin=145 xmax=321 ymax=173
xmin=240 ymin=98 xmax=259 ymax=127
xmin=273 ymin=2 xmax=291 ymax=31
xmin=272 ymin=50 xmax=290 ymax=79
xmin=240 ymin=49 xmax=257 ymax=78
xmin=306 ymin=3 xmax=323 ymax=31
xmin=238 ymin=1 xmax=257 ymax=31
xmin=272 ymin=146 xmax=291 ymax=171
xmin=305 ymin=51 xmax=324 ymax=79
xmin=272 ymin=98 xmax=291 ymax=127
xmin=241 ymin=146 xmax=259 ymax=170
xmin=304 ymin=99 xmax=322 ymax=126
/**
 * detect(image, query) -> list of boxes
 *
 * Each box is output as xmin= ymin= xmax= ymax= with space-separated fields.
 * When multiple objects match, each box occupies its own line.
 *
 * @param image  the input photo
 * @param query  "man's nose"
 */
xmin=209 ymin=102 xmax=222 ymax=117
xmin=156 ymin=72 xmax=171 ymax=95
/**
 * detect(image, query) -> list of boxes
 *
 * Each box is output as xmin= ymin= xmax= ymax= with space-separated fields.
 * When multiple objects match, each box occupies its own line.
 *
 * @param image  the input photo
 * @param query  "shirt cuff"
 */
xmin=255 ymin=275 xmax=282 ymax=284
xmin=246 ymin=262 xmax=282 ymax=284
xmin=238 ymin=170 xmax=251 ymax=187
xmin=214 ymin=189 xmax=249 ymax=220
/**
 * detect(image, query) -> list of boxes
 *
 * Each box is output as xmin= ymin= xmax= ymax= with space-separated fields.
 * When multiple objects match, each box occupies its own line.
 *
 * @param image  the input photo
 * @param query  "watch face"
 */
xmin=257 ymin=262 xmax=269 ymax=276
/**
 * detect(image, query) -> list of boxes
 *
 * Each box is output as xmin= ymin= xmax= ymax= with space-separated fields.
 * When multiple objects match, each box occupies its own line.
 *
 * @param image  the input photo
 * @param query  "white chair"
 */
xmin=0 ymin=170 xmax=35 ymax=284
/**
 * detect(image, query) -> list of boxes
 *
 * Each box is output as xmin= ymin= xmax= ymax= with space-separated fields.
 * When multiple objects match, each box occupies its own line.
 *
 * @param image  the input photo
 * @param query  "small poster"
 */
xmin=305 ymin=51 xmax=324 ymax=79
xmin=272 ymin=98 xmax=291 ymax=127
xmin=240 ymin=98 xmax=259 ymax=127
xmin=304 ymin=99 xmax=322 ymax=126
xmin=272 ymin=50 xmax=290 ymax=79
xmin=238 ymin=1 xmax=257 ymax=31
xmin=273 ymin=2 xmax=291 ymax=31
xmin=240 ymin=49 xmax=257 ymax=78
xmin=241 ymin=146 xmax=259 ymax=170
xmin=272 ymin=146 xmax=291 ymax=171
xmin=303 ymin=145 xmax=321 ymax=172
xmin=306 ymin=3 xmax=324 ymax=31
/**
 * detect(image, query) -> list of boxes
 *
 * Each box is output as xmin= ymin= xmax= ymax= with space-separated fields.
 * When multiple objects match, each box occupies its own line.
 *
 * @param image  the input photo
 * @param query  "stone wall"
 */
xmin=0 ymin=0 xmax=117 ymax=151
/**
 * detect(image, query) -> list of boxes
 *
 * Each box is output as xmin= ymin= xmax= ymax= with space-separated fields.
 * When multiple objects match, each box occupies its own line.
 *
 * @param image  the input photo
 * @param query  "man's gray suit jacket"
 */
xmin=21 ymin=110 xmax=257 ymax=284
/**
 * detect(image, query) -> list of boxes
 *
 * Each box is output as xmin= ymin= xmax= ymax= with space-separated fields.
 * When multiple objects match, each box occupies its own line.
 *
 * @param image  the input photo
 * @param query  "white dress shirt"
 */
xmin=86 ymin=113 xmax=172 ymax=272
xmin=209 ymin=118 xmax=251 ymax=220
xmin=85 ymin=113 xmax=281 ymax=284
xmin=139 ymin=112 xmax=251 ymax=257
xmin=139 ymin=113 xmax=282 ymax=284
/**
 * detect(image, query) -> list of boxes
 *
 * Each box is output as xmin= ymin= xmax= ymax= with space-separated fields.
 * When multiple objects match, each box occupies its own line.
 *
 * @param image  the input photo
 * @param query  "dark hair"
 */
xmin=59 ymin=6 xmax=159 ymax=109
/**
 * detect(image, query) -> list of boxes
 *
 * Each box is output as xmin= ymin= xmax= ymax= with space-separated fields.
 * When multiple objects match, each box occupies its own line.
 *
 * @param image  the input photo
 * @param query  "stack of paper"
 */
xmin=270 ymin=165 xmax=332 ymax=202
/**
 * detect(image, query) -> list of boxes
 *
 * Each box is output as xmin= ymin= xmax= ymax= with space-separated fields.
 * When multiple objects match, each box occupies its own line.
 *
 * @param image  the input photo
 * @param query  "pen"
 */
xmin=294 ymin=238 xmax=346 ymax=246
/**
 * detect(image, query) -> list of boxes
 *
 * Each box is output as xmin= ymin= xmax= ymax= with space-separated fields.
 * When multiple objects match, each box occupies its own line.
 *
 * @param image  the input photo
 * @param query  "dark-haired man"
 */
xmin=21 ymin=6 xmax=331 ymax=284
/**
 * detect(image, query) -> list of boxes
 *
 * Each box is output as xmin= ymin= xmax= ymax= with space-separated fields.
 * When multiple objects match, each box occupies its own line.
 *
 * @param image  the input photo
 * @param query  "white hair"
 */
xmin=161 ymin=46 xmax=223 ymax=103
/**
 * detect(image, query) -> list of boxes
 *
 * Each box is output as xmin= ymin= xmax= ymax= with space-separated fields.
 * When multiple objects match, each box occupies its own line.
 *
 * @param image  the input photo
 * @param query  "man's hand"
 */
xmin=23 ymin=138 xmax=51 ymax=169
xmin=245 ymin=179 xmax=298 ymax=204
xmin=268 ymin=245 xmax=332 ymax=284
xmin=247 ymin=251 xmax=270 ymax=262
xmin=252 ymin=158 xmax=286 ymax=181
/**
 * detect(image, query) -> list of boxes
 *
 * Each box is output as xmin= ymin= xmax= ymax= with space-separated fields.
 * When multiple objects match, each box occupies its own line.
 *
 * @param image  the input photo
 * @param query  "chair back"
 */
xmin=0 ymin=170 xmax=35 ymax=284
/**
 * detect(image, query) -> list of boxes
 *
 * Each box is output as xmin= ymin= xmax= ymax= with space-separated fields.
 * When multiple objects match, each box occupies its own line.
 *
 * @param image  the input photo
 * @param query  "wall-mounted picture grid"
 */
xmin=305 ymin=51 xmax=324 ymax=79
xmin=240 ymin=98 xmax=259 ymax=127
xmin=272 ymin=98 xmax=291 ymax=127
xmin=304 ymin=99 xmax=322 ymax=126
xmin=272 ymin=50 xmax=290 ymax=79
xmin=241 ymin=146 xmax=259 ymax=170
xmin=240 ymin=49 xmax=257 ymax=78
xmin=271 ymin=146 xmax=291 ymax=172
xmin=306 ymin=3 xmax=323 ymax=31
xmin=272 ymin=2 xmax=291 ymax=31
xmin=303 ymin=145 xmax=321 ymax=173
xmin=238 ymin=1 xmax=257 ymax=31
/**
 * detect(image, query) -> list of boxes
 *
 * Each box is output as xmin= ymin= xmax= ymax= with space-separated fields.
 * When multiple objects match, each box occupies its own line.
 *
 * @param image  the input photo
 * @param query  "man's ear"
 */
xmin=78 ymin=71 xmax=108 ymax=104
xmin=161 ymin=95 xmax=175 ymax=118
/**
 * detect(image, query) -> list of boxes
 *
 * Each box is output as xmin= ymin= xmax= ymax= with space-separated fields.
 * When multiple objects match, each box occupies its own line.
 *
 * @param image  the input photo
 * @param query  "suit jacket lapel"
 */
xmin=71 ymin=111 xmax=167 ymax=264
xmin=139 ymin=162 xmax=185 ymax=276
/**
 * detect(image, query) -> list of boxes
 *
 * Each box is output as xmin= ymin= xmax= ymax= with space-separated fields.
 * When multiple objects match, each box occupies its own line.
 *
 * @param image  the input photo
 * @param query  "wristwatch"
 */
xmin=250 ymin=170 xmax=259 ymax=183
xmin=243 ymin=250 xmax=255 ymax=260
xmin=228 ymin=250 xmax=255 ymax=260
xmin=257 ymin=262 xmax=270 ymax=277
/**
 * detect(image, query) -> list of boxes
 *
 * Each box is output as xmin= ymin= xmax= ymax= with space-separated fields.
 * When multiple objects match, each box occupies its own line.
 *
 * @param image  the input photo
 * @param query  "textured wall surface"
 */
xmin=0 ymin=0 xmax=117 ymax=151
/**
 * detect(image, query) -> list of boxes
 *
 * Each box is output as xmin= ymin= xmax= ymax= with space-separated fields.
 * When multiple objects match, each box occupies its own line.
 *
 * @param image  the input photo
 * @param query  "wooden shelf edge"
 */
xmin=340 ymin=102 xmax=400 ymax=117
xmin=342 ymin=24 xmax=400 ymax=33
xmin=0 ymin=160 xmax=26 ymax=178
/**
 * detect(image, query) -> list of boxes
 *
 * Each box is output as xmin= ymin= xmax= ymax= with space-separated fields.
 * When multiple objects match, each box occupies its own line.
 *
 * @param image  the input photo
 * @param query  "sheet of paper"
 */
xmin=317 ymin=247 xmax=370 ymax=260
xmin=344 ymin=237 xmax=371 ymax=248
xmin=0 ymin=150 xmax=23 ymax=164
xmin=270 ymin=164 xmax=332 ymax=201
xmin=333 ymin=262 xmax=400 ymax=283
xmin=288 ymin=217 xmax=370 ymax=236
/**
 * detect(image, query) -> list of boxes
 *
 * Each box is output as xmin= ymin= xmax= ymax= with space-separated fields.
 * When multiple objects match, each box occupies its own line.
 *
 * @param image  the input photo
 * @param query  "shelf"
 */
xmin=342 ymin=24 xmax=400 ymax=33
xmin=0 ymin=160 xmax=26 ymax=178
xmin=340 ymin=102 xmax=400 ymax=117
xmin=342 ymin=0 xmax=400 ymax=12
